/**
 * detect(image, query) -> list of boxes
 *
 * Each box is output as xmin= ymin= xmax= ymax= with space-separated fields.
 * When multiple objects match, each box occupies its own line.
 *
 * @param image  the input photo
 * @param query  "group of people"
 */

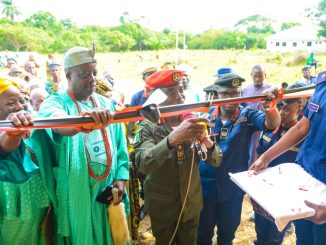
xmin=0 ymin=44 xmax=325 ymax=245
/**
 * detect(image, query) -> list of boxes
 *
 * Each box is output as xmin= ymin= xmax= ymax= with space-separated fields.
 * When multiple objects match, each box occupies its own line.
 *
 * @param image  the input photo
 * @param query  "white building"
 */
xmin=266 ymin=25 xmax=326 ymax=52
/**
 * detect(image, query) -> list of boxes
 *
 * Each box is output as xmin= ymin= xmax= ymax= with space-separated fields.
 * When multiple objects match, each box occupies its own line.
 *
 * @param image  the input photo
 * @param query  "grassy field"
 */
xmin=92 ymin=49 xmax=325 ymax=102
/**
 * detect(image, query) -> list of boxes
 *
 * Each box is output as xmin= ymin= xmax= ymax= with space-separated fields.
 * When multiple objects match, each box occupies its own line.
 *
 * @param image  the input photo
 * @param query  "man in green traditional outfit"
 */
xmin=0 ymin=76 xmax=50 ymax=245
xmin=30 ymin=46 xmax=130 ymax=244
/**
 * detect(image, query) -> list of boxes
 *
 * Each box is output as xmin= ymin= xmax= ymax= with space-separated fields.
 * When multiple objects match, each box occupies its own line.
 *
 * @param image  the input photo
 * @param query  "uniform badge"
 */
xmin=176 ymin=143 xmax=186 ymax=161
xmin=172 ymin=73 xmax=181 ymax=82
xmin=262 ymin=135 xmax=271 ymax=142
xmin=308 ymin=102 xmax=319 ymax=112
xmin=235 ymin=117 xmax=247 ymax=125
xmin=220 ymin=128 xmax=228 ymax=139
xmin=232 ymin=79 xmax=240 ymax=87
xmin=134 ymin=129 xmax=143 ymax=144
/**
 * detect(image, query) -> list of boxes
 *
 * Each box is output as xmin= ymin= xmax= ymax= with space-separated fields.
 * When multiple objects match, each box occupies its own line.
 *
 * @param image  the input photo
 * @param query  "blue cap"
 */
xmin=212 ymin=67 xmax=234 ymax=77
xmin=316 ymin=71 xmax=326 ymax=85
xmin=48 ymin=62 xmax=61 ymax=69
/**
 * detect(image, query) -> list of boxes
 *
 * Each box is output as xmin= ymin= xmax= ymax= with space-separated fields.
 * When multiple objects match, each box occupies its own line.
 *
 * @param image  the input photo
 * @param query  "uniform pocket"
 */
xmin=145 ymin=181 xmax=178 ymax=218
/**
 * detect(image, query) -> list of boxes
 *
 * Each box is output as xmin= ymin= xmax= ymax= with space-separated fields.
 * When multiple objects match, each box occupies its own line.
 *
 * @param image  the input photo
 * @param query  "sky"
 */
xmin=12 ymin=0 xmax=320 ymax=33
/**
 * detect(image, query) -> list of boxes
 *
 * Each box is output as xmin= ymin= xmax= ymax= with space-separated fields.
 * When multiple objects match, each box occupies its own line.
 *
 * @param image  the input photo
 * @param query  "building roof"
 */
xmin=266 ymin=25 xmax=326 ymax=41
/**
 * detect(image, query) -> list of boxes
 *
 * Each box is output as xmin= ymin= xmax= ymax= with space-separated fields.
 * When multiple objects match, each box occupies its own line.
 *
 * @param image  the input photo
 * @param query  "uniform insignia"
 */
xmin=220 ymin=128 xmax=228 ymax=139
xmin=235 ymin=117 xmax=247 ymax=124
xmin=308 ymin=102 xmax=319 ymax=112
xmin=262 ymin=135 xmax=271 ymax=142
xmin=134 ymin=130 xmax=143 ymax=144
xmin=176 ymin=143 xmax=185 ymax=161
xmin=232 ymin=79 xmax=240 ymax=87
xmin=172 ymin=72 xmax=181 ymax=82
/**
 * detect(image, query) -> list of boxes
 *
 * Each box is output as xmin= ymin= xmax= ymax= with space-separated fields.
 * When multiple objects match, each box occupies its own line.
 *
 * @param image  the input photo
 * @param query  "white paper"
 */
xmin=143 ymin=89 xmax=167 ymax=107
xmin=229 ymin=163 xmax=326 ymax=231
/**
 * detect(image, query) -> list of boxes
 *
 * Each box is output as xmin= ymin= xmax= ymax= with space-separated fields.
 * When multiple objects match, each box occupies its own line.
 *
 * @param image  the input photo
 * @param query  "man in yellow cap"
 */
xmin=29 ymin=46 xmax=130 ymax=244
xmin=0 ymin=76 xmax=51 ymax=245
xmin=134 ymin=69 xmax=222 ymax=245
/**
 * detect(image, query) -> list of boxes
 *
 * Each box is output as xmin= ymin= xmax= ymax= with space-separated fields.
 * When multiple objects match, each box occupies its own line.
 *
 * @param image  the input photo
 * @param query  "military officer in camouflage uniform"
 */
xmin=134 ymin=69 xmax=222 ymax=245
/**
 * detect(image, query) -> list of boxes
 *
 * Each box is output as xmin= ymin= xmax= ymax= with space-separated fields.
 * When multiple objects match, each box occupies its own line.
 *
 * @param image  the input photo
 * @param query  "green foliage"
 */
xmin=305 ymin=0 xmax=326 ymax=37
xmin=1 ymin=0 xmax=20 ymax=22
xmin=0 ymin=9 xmax=319 ymax=53
xmin=24 ymin=11 xmax=63 ymax=34
xmin=281 ymin=22 xmax=301 ymax=31
xmin=0 ymin=23 xmax=51 ymax=51
xmin=235 ymin=14 xmax=276 ymax=34
xmin=266 ymin=53 xmax=283 ymax=64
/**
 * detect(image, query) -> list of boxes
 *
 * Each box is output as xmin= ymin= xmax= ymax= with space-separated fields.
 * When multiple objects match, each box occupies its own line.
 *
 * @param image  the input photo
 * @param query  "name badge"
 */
xmin=220 ymin=128 xmax=228 ymax=139
xmin=308 ymin=102 xmax=319 ymax=112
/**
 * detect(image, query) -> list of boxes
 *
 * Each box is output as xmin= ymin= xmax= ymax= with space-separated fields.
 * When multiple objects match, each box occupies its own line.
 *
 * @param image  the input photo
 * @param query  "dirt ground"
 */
xmin=133 ymin=195 xmax=296 ymax=245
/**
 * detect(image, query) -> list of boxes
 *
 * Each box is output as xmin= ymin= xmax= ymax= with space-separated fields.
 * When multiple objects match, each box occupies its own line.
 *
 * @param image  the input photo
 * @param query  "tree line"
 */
xmin=0 ymin=0 xmax=325 ymax=53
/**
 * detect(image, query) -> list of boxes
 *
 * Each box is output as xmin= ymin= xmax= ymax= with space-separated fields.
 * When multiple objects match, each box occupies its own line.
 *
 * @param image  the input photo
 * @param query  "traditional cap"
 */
xmin=316 ymin=71 xmax=326 ymax=85
xmin=64 ymin=46 xmax=96 ymax=69
xmin=302 ymin=65 xmax=311 ymax=70
xmin=48 ymin=62 xmax=61 ymax=69
xmin=214 ymin=73 xmax=245 ymax=88
xmin=212 ymin=67 xmax=234 ymax=77
xmin=0 ymin=76 xmax=20 ymax=95
xmin=7 ymin=57 xmax=17 ymax=63
xmin=141 ymin=64 xmax=157 ymax=76
xmin=161 ymin=61 xmax=175 ymax=70
xmin=145 ymin=70 xmax=183 ymax=90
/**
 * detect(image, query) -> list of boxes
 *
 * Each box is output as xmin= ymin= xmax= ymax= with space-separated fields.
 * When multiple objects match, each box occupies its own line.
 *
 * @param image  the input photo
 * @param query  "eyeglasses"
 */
xmin=78 ymin=71 xmax=97 ymax=79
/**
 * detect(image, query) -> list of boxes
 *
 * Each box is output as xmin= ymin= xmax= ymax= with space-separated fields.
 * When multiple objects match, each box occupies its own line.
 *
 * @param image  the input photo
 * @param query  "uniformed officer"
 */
xmin=254 ymin=97 xmax=303 ymax=245
xmin=250 ymin=71 xmax=326 ymax=245
xmin=197 ymin=73 xmax=281 ymax=245
xmin=134 ymin=69 xmax=222 ymax=245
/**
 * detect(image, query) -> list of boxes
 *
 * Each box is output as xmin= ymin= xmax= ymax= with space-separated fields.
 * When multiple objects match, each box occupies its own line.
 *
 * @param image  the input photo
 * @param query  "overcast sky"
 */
xmin=12 ymin=0 xmax=319 ymax=33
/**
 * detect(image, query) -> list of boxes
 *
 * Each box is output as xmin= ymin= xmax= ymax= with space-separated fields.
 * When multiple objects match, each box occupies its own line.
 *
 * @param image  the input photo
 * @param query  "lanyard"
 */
xmin=67 ymin=89 xmax=112 ymax=181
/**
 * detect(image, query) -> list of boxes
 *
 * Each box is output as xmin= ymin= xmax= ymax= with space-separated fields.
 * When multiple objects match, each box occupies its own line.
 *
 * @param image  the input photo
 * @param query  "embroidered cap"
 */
xmin=64 ymin=45 xmax=96 ymax=69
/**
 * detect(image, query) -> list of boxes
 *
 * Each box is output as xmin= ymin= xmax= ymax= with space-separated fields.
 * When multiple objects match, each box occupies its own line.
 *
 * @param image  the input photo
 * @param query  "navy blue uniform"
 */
xmin=197 ymin=105 xmax=266 ymax=245
xmin=293 ymin=81 xmax=326 ymax=245
xmin=257 ymin=126 xmax=302 ymax=167
xmin=254 ymin=126 xmax=302 ymax=245
xmin=130 ymin=89 xmax=147 ymax=107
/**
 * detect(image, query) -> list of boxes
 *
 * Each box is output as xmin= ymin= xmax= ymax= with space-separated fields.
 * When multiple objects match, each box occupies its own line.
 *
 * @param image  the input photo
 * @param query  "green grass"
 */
xmin=94 ymin=49 xmax=325 ymax=91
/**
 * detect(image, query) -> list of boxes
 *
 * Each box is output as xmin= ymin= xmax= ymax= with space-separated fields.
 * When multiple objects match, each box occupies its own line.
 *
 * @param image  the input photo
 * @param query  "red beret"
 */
xmin=145 ymin=69 xmax=183 ymax=90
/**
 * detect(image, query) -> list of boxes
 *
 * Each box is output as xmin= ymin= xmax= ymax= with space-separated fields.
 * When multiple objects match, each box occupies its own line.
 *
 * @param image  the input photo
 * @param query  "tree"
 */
xmin=305 ymin=0 xmax=326 ymax=37
xmin=0 ymin=23 xmax=51 ymax=51
xmin=235 ymin=15 xmax=276 ymax=34
xmin=1 ymin=0 xmax=21 ymax=22
xmin=24 ymin=11 xmax=63 ymax=34
xmin=281 ymin=22 xmax=301 ymax=31
xmin=60 ymin=18 xmax=75 ymax=30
